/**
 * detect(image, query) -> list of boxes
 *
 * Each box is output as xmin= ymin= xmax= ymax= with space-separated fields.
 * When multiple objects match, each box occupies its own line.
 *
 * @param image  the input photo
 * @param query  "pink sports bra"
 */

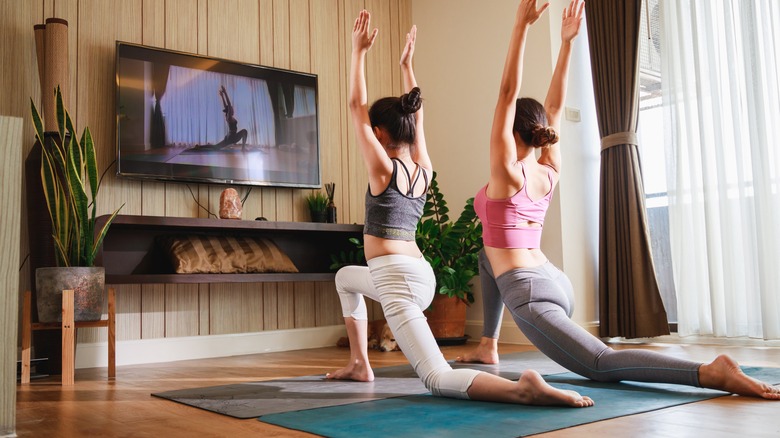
xmin=474 ymin=163 xmax=555 ymax=249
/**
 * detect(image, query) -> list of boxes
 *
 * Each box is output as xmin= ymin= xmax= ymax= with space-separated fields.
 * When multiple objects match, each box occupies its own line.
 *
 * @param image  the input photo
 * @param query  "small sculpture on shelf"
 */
xmin=219 ymin=188 xmax=242 ymax=219
xmin=325 ymin=182 xmax=337 ymax=223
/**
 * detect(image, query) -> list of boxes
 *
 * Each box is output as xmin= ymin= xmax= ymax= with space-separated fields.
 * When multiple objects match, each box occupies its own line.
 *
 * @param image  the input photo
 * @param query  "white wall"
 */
xmin=412 ymin=0 xmax=601 ymax=341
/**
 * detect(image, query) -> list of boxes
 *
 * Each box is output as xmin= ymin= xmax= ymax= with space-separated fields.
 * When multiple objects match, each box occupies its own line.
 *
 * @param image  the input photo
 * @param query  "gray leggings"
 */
xmin=479 ymin=251 xmax=701 ymax=386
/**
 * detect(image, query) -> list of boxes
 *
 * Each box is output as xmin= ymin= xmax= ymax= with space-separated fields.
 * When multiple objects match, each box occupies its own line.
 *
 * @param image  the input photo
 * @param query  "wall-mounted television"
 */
xmin=115 ymin=42 xmax=321 ymax=188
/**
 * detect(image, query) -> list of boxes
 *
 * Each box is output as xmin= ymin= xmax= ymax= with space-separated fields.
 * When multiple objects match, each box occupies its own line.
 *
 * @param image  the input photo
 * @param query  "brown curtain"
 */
xmin=585 ymin=0 xmax=669 ymax=338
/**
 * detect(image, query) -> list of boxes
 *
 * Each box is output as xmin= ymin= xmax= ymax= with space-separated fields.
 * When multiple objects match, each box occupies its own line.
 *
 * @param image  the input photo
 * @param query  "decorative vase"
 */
xmin=326 ymin=203 xmax=337 ymax=223
xmin=35 ymin=266 xmax=106 ymax=323
xmin=425 ymin=294 xmax=467 ymax=342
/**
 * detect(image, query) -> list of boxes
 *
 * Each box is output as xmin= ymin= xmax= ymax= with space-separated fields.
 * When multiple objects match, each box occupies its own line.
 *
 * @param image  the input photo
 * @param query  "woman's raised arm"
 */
xmin=539 ymin=0 xmax=584 ymax=172
xmin=489 ymin=1 xmax=549 ymax=181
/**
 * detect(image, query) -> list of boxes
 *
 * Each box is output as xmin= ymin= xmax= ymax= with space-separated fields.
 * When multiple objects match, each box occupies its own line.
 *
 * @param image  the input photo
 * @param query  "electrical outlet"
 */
xmin=565 ymin=106 xmax=581 ymax=122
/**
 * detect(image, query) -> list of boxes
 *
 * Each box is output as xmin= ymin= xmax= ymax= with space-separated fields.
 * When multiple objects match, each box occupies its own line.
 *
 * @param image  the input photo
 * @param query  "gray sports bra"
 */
xmin=363 ymin=158 xmax=429 ymax=240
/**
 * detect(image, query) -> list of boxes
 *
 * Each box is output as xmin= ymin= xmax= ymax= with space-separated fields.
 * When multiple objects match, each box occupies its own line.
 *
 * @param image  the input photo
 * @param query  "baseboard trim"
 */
xmin=75 ymin=325 xmax=347 ymax=369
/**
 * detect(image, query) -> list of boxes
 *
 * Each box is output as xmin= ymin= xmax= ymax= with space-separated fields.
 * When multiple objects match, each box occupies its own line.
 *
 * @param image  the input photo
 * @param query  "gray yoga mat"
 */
xmin=152 ymin=351 xmax=568 ymax=418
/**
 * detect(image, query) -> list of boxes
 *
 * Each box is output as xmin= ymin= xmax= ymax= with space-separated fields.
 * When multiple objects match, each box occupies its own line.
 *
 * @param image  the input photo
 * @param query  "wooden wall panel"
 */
xmin=205 ymin=0 xmax=264 ymax=336
xmin=342 ymin=0 xmax=365 ymax=226
xmin=197 ymin=0 xmax=212 ymax=336
xmin=271 ymin=0 xmax=296 ymax=330
xmin=289 ymin=0 xmax=310 ymax=224
xmin=258 ymin=0 xmax=277 ymax=222
xmin=271 ymin=0 xmax=293 ymax=223
xmin=141 ymin=284 xmax=165 ymax=339
xmin=209 ymin=283 xmax=264 ymax=334
xmin=137 ymin=0 xmax=167 ymax=341
xmin=114 ymin=285 xmax=142 ymax=341
xmin=165 ymin=283 xmax=200 ymax=337
xmin=262 ymin=283 xmax=278 ymax=330
xmin=315 ymin=282 xmax=342 ymax=327
xmin=276 ymin=282 xmax=295 ymax=330
xmin=289 ymin=0 xmax=316 ymax=329
xmin=5 ymin=0 xmax=411 ymax=349
xmin=159 ymin=0 xmax=203 ymax=338
xmin=311 ymin=0 xmax=348 ymax=328
xmin=259 ymin=0 xmax=279 ymax=331
xmin=76 ymin=0 xmax=143 ymax=344
xmin=311 ymin=0 xmax=344 ymax=221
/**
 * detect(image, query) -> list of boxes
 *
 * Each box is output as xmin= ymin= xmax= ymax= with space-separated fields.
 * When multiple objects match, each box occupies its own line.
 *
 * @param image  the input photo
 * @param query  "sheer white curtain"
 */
xmin=292 ymin=85 xmax=316 ymax=117
xmin=660 ymin=0 xmax=780 ymax=339
xmin=161 ymin=66 xmax=276 ymax=147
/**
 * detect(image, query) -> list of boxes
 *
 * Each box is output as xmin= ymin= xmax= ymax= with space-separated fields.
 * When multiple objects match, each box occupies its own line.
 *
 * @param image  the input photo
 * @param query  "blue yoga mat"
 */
xmin=259 ymin=367 xmax=780 ymax=438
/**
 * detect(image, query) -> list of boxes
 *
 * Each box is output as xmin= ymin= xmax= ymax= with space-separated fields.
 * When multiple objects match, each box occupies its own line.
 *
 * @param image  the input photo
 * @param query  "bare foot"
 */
xmin=325 ymin=359 xmax=375 ymax=382
xmin=516 ymin=369 xmax=594 ymax=407
xmin=698 ymin=354 xmax=780 ymax=400
xmin=456 ymin=337 xmax=499 ymax=364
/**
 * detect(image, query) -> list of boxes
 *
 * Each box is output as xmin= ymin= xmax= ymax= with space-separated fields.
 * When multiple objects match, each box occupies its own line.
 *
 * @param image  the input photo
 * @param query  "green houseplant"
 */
xmin=416 ymin=171 xmax=483 ymax=340
xmin=306 ymin=191 xmax=329 ymax=223
xmin=30 ymin=86 xmax=123 ymax=322
xmin=416 ymin=171 xmax=483 ymax=304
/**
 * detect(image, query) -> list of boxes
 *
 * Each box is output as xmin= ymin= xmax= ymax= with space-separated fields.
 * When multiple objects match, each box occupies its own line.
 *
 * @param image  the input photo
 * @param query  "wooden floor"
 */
xmin=15 ymin=341 xmax=780 ymax=437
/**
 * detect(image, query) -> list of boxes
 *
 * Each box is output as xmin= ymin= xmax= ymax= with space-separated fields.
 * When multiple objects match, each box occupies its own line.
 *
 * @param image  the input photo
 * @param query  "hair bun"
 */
xmin=530 ymin=124 xmax=559 ymax=147
xmin=400 ymin=87 xmax=422 ymax=114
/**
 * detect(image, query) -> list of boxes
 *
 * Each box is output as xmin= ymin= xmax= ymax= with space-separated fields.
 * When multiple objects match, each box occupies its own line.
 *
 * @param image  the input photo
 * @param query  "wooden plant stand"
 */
xmin=20 ymin=288 xmax=116 ymax=385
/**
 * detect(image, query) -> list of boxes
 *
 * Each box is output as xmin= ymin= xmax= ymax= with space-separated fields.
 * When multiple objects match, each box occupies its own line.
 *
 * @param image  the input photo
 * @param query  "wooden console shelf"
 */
xmin=95 ymin=214 xmax=363 ymax=285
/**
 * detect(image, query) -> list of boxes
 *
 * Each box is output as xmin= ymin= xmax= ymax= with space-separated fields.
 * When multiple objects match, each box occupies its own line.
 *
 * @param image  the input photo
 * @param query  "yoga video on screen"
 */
xmin=115 ymin=42 xmax=321 ymax=188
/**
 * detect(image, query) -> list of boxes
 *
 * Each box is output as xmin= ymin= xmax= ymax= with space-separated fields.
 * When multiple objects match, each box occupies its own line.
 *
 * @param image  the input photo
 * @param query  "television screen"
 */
xmin=115 ymin=42 xmax=320 ymax=188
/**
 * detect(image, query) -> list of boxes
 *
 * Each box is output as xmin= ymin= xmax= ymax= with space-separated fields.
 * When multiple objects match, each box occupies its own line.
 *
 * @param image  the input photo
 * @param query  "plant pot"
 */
xmin=425 ymin=294 xmax=467 ymax=340
xmin=310 ymin=210 xmax=327 ymax=223
xmin=35 ymin=266 xmax=106 ymax=323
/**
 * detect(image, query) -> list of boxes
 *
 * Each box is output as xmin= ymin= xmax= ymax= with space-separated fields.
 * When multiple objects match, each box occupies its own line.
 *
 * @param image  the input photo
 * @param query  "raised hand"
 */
xmin=352 ymin=10 xmax=378 ymax=54
xmin=516 ymin=0 xmax=550 ymax=27
xmin=400 ymin=25 xmax=417 ymax=67
xmin=561 ymin=0 xmax=585 ymax=42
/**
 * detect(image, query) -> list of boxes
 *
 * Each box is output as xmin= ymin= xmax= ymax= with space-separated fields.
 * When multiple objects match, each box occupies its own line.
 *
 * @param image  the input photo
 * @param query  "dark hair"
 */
xmin=513 ymin=97 xmax=559 ymax=147
xmin=368 ymin=87 xmax=422 ymax=148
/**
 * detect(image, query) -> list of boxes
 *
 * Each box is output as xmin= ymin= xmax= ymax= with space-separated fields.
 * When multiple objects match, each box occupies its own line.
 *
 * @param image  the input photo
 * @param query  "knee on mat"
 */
xmin=422 ymin=368 xmax=476 ymax=400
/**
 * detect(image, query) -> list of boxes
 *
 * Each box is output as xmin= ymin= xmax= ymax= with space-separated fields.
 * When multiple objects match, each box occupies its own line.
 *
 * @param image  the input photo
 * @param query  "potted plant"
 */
xmin=416 ymin=171 xmax=483 ymax=341
xmin=30 ymin=86 xmax=123 ymax=322
xmin=306 ymin=191 xmax=329 ymax=223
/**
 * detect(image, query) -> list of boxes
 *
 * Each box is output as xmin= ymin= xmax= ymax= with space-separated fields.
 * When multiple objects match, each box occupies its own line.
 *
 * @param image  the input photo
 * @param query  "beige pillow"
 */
xmin=160 ymin=235 xmax=298 ymax=274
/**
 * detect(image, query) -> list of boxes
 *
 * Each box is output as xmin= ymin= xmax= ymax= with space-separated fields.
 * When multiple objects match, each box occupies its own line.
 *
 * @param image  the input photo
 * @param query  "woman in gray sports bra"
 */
xmin=326 ymin=8 xmax=593 ymax=408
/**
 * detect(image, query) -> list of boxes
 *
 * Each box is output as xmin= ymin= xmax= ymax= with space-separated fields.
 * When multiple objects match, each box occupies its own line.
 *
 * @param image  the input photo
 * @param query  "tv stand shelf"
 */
xmin=95 ymin=215 xmax=363 ymax=285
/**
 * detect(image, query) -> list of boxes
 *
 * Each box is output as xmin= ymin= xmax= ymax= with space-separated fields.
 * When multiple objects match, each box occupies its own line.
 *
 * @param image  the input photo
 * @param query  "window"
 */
xmin=638 ymin=0 xmax=677 ymax=325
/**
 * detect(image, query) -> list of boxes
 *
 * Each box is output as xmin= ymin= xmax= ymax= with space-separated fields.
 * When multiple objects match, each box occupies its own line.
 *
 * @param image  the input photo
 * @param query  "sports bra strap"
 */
xmin=393 ymin=158 xmax=426 ymax=197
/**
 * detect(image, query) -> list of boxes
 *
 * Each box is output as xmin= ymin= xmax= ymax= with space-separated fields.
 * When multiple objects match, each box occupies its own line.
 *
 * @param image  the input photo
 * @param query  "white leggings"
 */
xmin=336 ymin=254 xmax=482 ymax=399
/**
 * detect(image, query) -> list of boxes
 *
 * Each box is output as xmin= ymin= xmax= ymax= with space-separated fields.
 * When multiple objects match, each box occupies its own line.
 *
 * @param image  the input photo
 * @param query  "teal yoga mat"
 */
xmin=259 ymin=367 xmax=780 ymax=438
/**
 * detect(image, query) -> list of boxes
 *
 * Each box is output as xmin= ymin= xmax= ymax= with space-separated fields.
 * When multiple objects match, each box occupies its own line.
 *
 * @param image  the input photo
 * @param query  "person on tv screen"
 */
xmin=458 ymin=0 xmax=780 ymax=401
xmin=214 ymin=84 xmax=248 ymax=150
xmin=326 ymin=9 xmax=593 ymax=408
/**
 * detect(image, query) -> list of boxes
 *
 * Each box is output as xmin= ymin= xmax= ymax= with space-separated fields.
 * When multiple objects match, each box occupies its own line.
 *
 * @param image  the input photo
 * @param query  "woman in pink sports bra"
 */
xmin=460 ymin=0 xmax=780 ymax=400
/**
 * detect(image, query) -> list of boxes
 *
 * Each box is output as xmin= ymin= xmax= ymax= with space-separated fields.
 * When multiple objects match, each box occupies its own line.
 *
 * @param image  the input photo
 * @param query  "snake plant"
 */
xmin=30 ymin=86 xmax=123 ymax=267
